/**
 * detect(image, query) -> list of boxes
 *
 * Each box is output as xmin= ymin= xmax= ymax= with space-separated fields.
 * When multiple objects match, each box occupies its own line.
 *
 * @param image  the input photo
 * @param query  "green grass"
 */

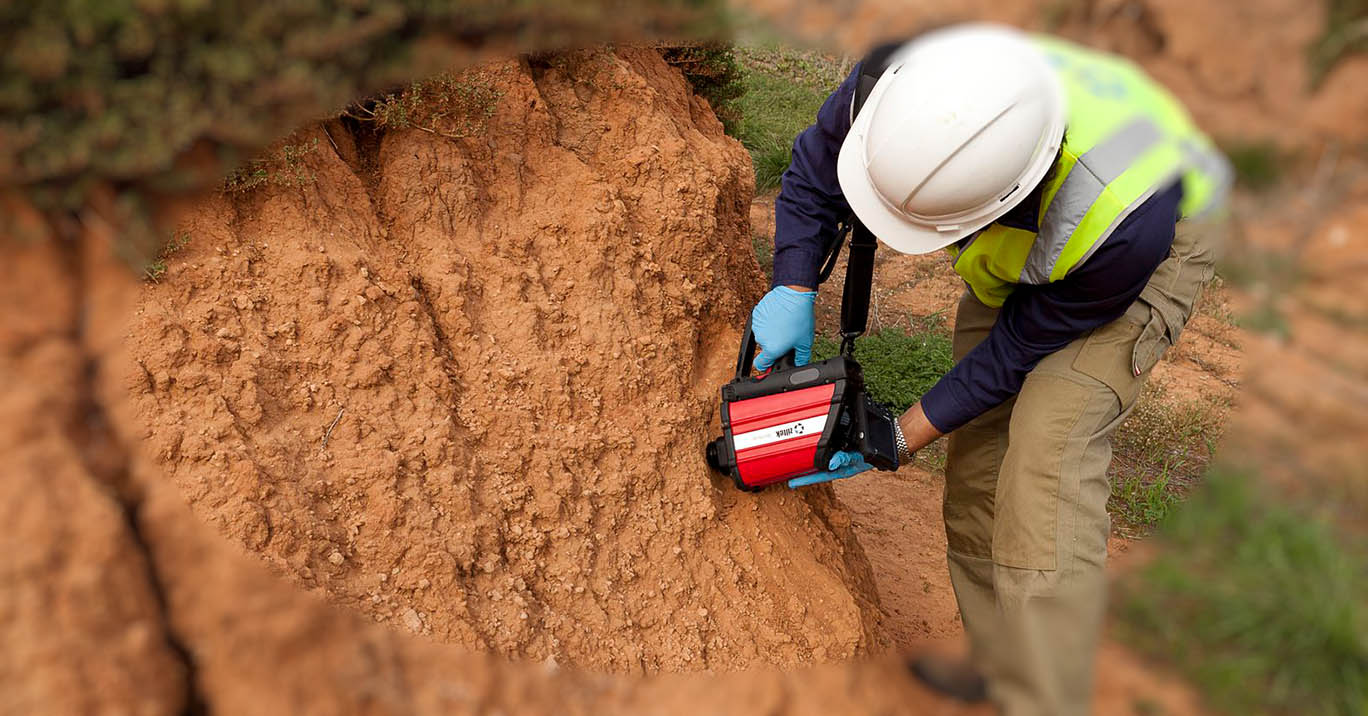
xmin=731 ymin=44 xmax=849 ymax=191
xmin=222 ymin=136 xmax=320 ymax=193
xmin=1119 ymin=468 xmax=1368 ymax=715
xmin=1108 ymin=382 xmax=1226 ymax=532
xmin=1238 ymin=300 xmax=1293 ymax=340
xmin=812 ymin=329 xmax=954 ymax=414
xmin=1111 ymin=466 xmax=1183 ymax=528
xmin=1217 ymin=245 xmax=1301 ymax=340
xmin=1219 ymin=139 xmax=1284 ymax=191
xmin=143 ymin=230 xmax=190 ymax=283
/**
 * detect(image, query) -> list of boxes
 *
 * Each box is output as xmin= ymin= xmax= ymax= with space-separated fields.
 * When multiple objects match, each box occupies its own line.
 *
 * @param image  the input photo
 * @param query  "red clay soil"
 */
xmin=0 ymin=192 xmax=1196 ymax=716
xmin=1226 ymin=187 xmax=1368 ymax=518
xmin=120 ymin=49 xmax=883 ymax=673
xmin=0 ymin=210 xmax=977 ymax=716
xmin=0 ymin=233 xmax=188 ymax=715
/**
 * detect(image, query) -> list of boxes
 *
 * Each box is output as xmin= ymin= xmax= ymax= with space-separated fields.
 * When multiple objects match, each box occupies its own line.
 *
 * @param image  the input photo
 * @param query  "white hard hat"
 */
xmin=837 ymin=24 xmax=1066 ymax=255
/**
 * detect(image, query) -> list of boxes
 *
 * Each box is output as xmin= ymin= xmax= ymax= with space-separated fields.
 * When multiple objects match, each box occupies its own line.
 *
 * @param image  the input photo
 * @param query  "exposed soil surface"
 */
xmin=121 ymin=49 xmax=882 ymax=673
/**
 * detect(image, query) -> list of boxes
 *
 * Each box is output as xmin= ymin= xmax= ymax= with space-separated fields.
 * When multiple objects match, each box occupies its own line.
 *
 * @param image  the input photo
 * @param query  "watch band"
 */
xmin=892 ymin=419 xmax=912 ymax=464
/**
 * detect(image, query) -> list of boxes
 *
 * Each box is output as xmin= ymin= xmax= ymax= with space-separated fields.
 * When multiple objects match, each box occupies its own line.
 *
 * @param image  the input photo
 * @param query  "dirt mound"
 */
xmin=0 ymin=222 xmax=944 ymax=716
xmin=121 ymin=48 xmax=882 ymax=671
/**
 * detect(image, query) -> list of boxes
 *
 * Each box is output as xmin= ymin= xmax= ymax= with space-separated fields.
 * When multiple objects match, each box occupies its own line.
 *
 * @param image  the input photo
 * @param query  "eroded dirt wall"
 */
xmin=0 ymin=224 xmax=188 ymax=715
xmin=120 ymin=48 xmax=882 ymax=672
xmin=0 ymin=223 xmax=940 ymax=716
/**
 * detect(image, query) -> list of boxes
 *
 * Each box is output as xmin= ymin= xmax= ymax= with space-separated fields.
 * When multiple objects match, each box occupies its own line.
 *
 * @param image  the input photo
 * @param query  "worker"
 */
xmin=750 ymin=23 xmax=1230 ymax=715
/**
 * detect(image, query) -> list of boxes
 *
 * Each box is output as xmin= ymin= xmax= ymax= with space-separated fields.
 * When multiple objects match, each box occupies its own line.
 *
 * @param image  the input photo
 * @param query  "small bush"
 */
xmin=1120 ymin=469 xmax=1368 ymax=715
xmin=658 ymin=42 xmax=745 ymax=133
xmin=813 ymin=329 xmax=954 ymax=414
xmin=345 ymin=69 xmax=502 ymax=139
xmin=143 ymin=230 xmax=190 ymax=283
xmin=222 ymin=136 xmax=320 ymax=193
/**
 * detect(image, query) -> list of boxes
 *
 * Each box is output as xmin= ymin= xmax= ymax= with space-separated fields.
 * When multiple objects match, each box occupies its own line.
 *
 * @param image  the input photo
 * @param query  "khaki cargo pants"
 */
xmin=943 ymin=219 xmax=1219 ymax=716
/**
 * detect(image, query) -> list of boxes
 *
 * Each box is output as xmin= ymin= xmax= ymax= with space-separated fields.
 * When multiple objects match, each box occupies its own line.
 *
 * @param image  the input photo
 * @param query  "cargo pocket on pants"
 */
xmin=1129 ymin=304 xmax=1172 ymax=381
xmin=1070 ymin=305 xmax=1164 ymax=409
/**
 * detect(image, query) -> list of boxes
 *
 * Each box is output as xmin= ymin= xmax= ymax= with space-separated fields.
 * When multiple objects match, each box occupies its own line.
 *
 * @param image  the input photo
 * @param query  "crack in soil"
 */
xmin=408 ymin=274 xmax=464 ymax=387
xmin=63 ymin=233 xmax=209 ymax=715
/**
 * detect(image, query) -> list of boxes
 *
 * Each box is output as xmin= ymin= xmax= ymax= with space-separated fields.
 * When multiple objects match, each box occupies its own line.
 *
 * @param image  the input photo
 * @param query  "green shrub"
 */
xmin=658 ymin=42 xmax=745 ymax=132
xmin=1120 ymin=469 xmax=1368 ymax=715
xmin=813 ymin=329 xmax=954 ymax=414
xmin=222 ymin=136 xmax=320 ymax=193
xmin=0 ymin=0 xmax=727 ymax=263
xmin=345 ymin=69 xmax=502 ymax=139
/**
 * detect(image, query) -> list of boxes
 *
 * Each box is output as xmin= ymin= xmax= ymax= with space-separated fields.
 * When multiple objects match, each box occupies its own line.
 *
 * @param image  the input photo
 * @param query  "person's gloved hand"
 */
xmin=787 ymin=451 xmax=872 ymax=488
xmin=751 ymin=286 xmax=816 ymax=372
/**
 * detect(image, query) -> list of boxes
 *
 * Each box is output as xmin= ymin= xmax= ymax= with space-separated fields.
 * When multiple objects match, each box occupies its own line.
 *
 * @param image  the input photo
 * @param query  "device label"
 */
xmin=732 ymin=416 xmax=827 ymax=451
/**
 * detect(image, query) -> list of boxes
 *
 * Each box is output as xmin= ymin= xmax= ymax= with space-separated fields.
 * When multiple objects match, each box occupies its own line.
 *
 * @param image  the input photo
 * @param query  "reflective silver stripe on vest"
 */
xmin=1019 ymin=117 xmax=1164 ymax=284
xmin=1069 ymin=165 xmax=1183 ymax=275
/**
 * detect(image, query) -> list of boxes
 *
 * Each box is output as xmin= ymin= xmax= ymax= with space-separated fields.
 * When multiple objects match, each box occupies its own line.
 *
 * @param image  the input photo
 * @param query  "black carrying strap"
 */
xmin=812 ymin=216 xmax=877 ymax=357
xmin=838 ymin=220 xmax=877 ymax=355
xmin=850 ymin=39 xmax=905 ymax=122
xmin=800 ymin=39 xmax=906 ymax=358
xmin=826 ymin=39 xmax=903 ymax=355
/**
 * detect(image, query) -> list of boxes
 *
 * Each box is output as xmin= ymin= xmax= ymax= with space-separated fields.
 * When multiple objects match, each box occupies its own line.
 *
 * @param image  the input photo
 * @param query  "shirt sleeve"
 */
xmin=919 ymin=183 xmax=1184 ymax=434
xmin=770 ymin=66 xmax=860 ymax=289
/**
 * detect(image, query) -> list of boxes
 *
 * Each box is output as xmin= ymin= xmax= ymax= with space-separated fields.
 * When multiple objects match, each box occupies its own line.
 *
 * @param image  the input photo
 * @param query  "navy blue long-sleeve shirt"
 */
xmin=773 ymin=63 xmax=1180 ymax=434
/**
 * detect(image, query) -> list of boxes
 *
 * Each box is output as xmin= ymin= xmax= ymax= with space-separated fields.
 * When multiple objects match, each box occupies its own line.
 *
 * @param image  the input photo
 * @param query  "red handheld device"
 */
xmin=704 ymin=319 xmax=898 ymax=490
xmin=706 ymin=217 xmax=898 ymax=489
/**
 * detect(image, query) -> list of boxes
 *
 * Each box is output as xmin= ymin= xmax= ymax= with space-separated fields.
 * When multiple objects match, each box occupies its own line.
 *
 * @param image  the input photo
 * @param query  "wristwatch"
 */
xmin=892 ymin=419 xmax=913 ymax=465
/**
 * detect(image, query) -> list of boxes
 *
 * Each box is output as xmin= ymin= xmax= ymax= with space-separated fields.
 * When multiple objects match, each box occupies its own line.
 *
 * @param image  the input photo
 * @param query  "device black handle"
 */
xmin=735 ymin=317 xmax=797 ymax=380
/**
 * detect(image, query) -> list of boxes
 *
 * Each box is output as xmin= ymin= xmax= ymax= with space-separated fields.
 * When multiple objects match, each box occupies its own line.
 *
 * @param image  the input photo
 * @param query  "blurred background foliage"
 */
xmin=0 ymin=0 xmax=726 ymax=261
xmin=1121 ymin=468 xmax=1368 ymax=715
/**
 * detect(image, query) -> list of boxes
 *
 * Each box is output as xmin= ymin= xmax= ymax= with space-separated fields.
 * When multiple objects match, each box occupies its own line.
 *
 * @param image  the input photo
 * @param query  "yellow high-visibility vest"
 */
xmin=946 ymin=36 xmax=1231 ymax=308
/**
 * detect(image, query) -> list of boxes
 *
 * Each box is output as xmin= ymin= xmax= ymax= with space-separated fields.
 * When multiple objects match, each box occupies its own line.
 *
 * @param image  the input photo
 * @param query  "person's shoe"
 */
xmin=908 ymin=653 xmax=989 ymax=704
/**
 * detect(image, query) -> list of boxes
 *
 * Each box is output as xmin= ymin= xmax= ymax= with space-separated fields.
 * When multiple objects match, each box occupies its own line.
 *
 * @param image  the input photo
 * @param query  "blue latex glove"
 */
xmin=751 ymin=286 xmax=816 ymax=372
xmin=787 ymin=451 xmax=872 ymax=488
